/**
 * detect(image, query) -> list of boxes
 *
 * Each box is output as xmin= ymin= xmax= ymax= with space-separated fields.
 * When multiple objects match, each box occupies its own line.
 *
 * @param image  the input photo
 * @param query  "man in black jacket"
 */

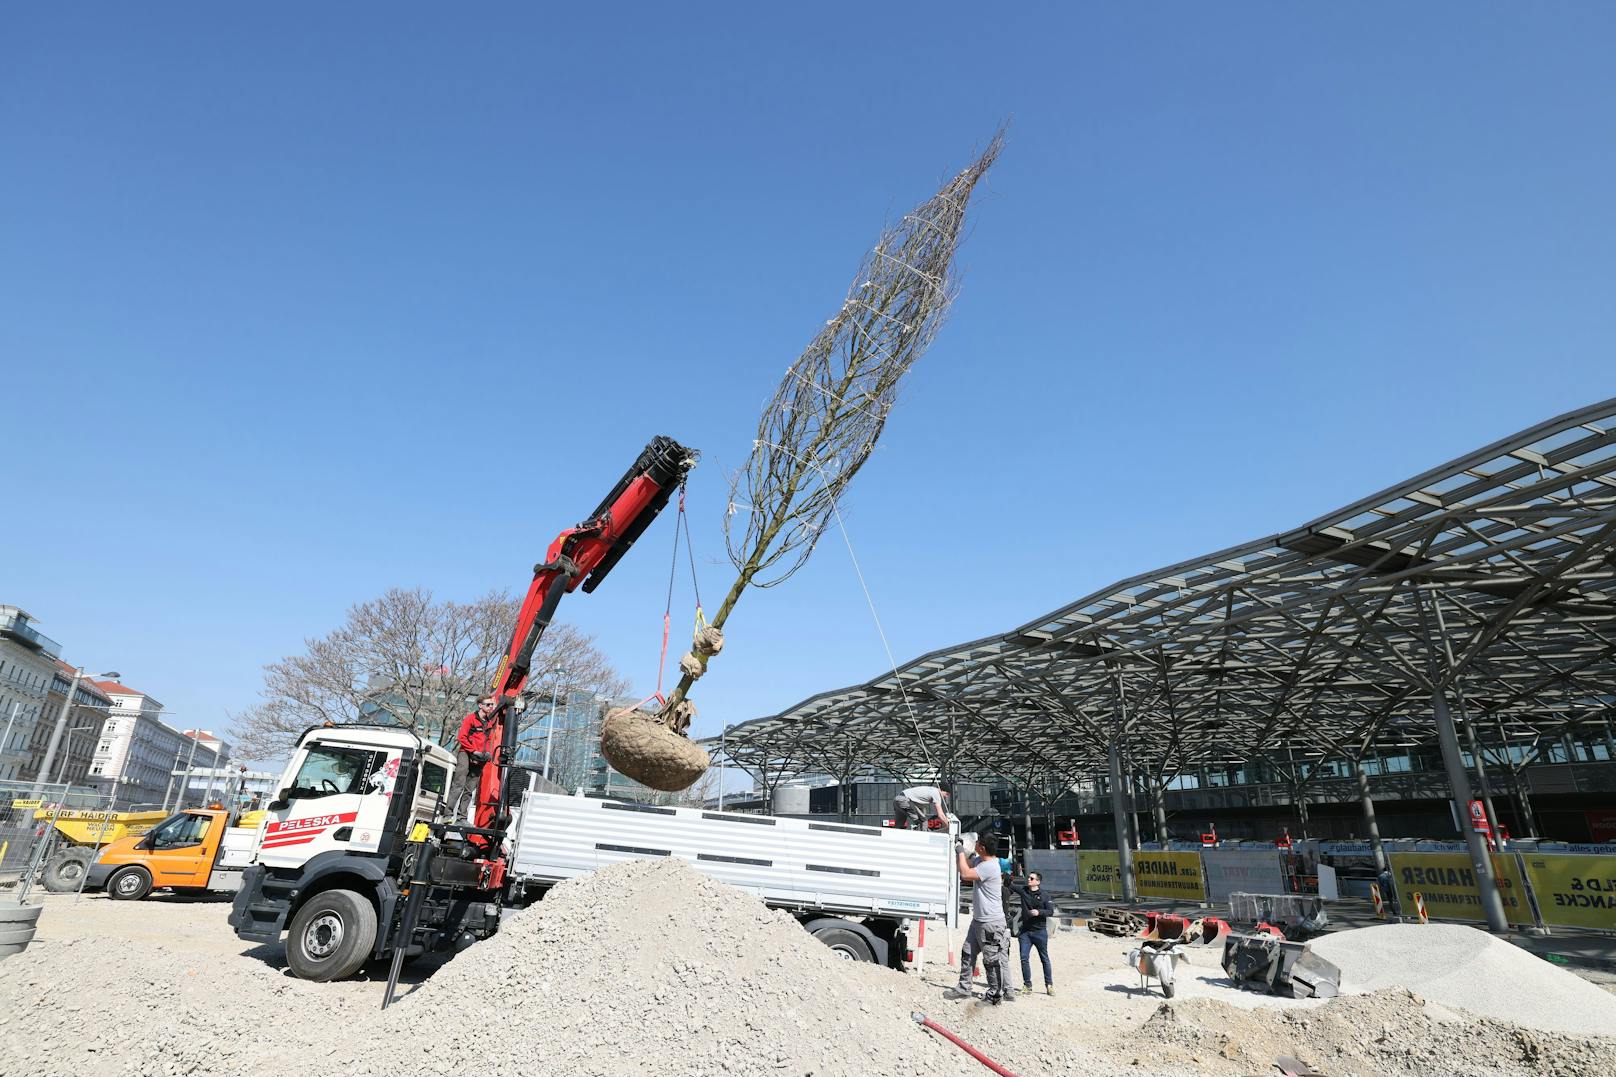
xmin=1010 ymin=871 xmax=1055 ymax=995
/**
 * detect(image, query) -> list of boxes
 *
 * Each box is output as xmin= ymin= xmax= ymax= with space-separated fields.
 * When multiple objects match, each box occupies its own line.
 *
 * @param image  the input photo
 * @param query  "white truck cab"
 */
xmin=255 ymin=726 xmax=452 ymax=871
xmin=230 ymin=724 xmax=468 ymax=980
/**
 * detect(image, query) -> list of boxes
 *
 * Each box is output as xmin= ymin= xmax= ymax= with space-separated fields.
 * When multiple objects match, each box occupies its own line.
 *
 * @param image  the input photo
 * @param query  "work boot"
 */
xmin=943 ymin=987 xmax=971 ymax=1001
xmin=1046 ymin=985 xmax=1055 ymax=997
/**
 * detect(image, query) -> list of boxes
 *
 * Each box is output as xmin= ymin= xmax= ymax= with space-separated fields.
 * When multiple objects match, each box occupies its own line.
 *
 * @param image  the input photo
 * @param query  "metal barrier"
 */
xmin=0 ymin=781 xmax=129 ymax=898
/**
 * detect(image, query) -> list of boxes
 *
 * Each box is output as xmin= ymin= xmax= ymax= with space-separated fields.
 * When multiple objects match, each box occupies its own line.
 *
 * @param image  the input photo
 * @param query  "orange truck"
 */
xmin=84 ymin=809 xmax=261 ymax=900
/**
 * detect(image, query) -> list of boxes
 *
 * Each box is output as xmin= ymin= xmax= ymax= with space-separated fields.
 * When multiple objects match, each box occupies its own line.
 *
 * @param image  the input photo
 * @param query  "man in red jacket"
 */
xmin=447 ymin=695 xmax=497 ymax=823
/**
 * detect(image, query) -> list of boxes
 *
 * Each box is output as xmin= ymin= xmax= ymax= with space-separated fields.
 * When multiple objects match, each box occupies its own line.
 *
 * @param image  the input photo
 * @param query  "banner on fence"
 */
xmin=1132 ymin=850 xmax=1206 ymax=900
xmin=1202 ymin=848 xmax=1288 ymax=901
xmin=1387 ymin=852 xmax=1532 ymax=926
xmin=1024 ymin=849 xmax=1078 ymax=894
xmin=1074 ymin=850 xmax=1205 ymax=900
xmin=1078 ymin=851 xmax=1122 ymax=897
xmin=1519 ymin=853 xmax=1616 ymax=932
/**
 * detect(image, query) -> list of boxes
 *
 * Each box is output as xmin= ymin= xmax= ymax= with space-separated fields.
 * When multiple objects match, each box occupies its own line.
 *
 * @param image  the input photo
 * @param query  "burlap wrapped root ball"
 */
xmin=600 ymin=704 xmax=710 ymax=791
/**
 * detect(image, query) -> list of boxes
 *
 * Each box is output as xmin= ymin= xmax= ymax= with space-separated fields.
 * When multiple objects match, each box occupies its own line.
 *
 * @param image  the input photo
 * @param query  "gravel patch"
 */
xmin=1310 ymin=923 xmax=1616 ymax=1037
xmin=1 ymin=864 xmax=1613 ymax=1076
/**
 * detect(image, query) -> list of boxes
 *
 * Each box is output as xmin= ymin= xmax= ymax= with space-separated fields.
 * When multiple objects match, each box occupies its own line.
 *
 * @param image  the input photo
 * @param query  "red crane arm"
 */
xmin=474 ymin=436 xmax=695 ymax=836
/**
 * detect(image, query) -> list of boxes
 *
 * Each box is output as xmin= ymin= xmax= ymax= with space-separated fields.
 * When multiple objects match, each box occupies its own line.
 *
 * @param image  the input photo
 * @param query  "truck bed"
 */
xmin=509 ymin=793 xmax=955 ymax=923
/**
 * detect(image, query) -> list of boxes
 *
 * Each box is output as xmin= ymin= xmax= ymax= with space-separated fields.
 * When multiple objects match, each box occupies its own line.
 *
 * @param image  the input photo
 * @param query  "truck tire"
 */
xmin=106 ymin=866 xmax=153 ymax=901
xmin=286 ymin=889 xmax=377 ymax=982
xmin=42 ymin=848 xmax=93 ymax=893
xmin=809 ymin=923 xmax=875 ymax=963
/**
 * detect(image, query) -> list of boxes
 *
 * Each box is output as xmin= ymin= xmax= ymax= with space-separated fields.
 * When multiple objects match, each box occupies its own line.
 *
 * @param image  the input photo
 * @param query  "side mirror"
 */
xmin=268 ymin=789 xmax=290 ymax=812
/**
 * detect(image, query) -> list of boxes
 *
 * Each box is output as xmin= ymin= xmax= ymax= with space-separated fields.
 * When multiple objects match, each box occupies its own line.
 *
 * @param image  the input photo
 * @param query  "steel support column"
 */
xmin=1352 ymin=757 xmax=1389 ymax=874
xmin=1108 ymin=740 xmax=1137 ymax=901
xmin=1433 ymin=691 xmax=1509 ymax=931
xmin=1459 ymin=703 xmax=1501 ymax=847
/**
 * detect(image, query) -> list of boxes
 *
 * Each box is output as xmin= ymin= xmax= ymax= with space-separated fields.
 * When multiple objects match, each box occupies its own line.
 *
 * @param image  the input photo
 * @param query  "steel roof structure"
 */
xmin=720 ymin=399 xmax=1616 ymax=797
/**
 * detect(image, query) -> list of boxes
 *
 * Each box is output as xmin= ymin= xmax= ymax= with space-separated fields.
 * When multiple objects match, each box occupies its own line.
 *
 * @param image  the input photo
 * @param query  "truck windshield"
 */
xmin=148 ymin=812 xmax=210 ymax=849
xmin=287 ymin=744 xmax=387 ymax=801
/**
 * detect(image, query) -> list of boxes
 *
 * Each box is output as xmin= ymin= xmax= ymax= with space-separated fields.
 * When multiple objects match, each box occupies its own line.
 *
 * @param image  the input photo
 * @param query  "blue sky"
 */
xmin=5 ymin=5 xmax=1613 ymax=763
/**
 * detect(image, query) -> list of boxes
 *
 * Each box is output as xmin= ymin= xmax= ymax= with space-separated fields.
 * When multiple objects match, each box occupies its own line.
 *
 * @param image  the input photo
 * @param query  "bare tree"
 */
xmin=603 ymin=129 xmax=1005 ymax=791
xmin=235 ymin=587 xmax=627 ymax=761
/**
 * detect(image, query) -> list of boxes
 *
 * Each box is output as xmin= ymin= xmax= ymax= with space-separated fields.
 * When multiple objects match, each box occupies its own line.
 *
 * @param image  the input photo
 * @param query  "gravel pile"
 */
xmin=335 ymin=857 xmax=1101 ymax=1077
xmin=1121 ymin=988 xmax=1616 ymax=1077
xmin=1309 ymin=923 xmax=1616 ymax=1037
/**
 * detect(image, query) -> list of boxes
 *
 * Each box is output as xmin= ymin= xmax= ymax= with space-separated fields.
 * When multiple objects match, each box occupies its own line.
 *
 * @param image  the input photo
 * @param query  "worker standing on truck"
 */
xmin=447 ymin=695 xmax=498 ymax=822
xmin=944 ymin=834 xmax=1015 ymax=1005
xmin=893 ymin=785 xmax=949 ymax=830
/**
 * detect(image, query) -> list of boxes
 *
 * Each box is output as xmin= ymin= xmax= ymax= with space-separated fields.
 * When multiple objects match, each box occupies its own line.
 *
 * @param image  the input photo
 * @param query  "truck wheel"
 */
xmin=810 ymin=924 xmax=875 ymax=963
xmin=106 ymin=866 xmax=153 ymax=901
xmin=42 ymin=849 xmax=93 ymax=893
xmin=286 ymin=889 xmax=377 ymax=982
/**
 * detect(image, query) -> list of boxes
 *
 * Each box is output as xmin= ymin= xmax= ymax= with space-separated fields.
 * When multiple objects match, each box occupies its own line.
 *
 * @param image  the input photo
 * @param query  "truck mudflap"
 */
xmin=229 ymin=854 xmax=399 ymax=955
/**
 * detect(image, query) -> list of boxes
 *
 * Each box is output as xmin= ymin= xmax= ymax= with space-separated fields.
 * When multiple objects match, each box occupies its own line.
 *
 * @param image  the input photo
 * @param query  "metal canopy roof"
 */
xmin=721 ymin=399 xmax=1616 ymax=793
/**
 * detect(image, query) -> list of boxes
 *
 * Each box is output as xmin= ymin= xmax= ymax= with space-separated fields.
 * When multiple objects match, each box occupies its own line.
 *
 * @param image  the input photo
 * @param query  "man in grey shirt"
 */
xmin=943 ymin=833 xmax=1015 ymax=1004
xmin=893 ymin=785 xmax=950 ymax=830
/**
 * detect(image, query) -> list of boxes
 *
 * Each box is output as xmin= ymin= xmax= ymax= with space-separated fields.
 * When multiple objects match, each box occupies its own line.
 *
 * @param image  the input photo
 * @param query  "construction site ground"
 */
xmin=1048 ymin=892 xmax=1616 ymax=987
xmin=3 ymin=862 xmax=1614 ymax=1077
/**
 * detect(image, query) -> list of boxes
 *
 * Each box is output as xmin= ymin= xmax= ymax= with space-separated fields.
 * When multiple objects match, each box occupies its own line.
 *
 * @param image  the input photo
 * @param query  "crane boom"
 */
xmin=475 ymin=435 xmax=696 ymax=836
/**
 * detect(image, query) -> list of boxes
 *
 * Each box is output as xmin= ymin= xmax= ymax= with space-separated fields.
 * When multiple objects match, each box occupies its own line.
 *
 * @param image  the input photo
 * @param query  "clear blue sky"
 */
xmin=5 ymin=5 xmax=1613 ymax=763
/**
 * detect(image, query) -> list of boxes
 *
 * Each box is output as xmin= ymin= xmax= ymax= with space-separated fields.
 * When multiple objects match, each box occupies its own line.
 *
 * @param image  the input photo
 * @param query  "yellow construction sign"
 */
xmin=1387 ymin=852 xmax=1532 ymax=926
xmin=1132 ymin=851 xmax=1206 ymax=901
xmin=1077 ymin=850 xmax=1206 ymax=900
xmin=1078 ymin=851 xmax=1122 ymax=897
xmin=1519 ymin=853 xmax=1616 ymax=932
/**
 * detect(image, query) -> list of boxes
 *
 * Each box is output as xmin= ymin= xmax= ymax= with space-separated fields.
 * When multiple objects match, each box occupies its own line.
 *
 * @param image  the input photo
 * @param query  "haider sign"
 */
xmin=1076 ymin=850 xmax=1205 ymax=900
xmin=1387 ymin=852 xmax=1532 ymax=927
xmin=1132 ymin=851 xmax=1206 ymax=901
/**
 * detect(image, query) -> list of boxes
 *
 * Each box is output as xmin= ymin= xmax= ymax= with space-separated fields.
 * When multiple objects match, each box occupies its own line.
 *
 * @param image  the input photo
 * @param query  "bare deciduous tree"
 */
xmin=235 ymin=587 xmax=627 ymax=761
xmin=603 ymin=130 xmax=1004 ymax=791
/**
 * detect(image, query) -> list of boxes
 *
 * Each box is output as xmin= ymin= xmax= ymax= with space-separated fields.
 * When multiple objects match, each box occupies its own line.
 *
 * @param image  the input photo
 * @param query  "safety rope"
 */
xmin=829 ymin=500 xmax=936 ymax=771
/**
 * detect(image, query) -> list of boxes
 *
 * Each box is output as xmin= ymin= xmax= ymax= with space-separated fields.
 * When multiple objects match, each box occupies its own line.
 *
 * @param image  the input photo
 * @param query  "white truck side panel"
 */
xmin=510 ymin=794 xmax=953 ymax=921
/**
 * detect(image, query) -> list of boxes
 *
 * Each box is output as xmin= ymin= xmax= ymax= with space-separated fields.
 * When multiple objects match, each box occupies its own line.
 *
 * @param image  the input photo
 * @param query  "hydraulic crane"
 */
xmin=229 ymin=436 xmax=697 ymax=990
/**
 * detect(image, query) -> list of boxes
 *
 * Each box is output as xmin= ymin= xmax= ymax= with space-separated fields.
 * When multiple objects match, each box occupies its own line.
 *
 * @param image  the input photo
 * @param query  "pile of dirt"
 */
xmin=1118 ymin=989 xmax=1616 ymax=1077
xmin=334 ymin=857 xmax=1105 ymax=1077
xmin=1309 ymin=923 xmax=1616 ymax=1037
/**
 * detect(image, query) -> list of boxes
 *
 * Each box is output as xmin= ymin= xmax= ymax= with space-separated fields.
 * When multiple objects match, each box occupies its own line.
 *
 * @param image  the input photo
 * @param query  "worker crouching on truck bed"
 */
xmin=944 ymin=834 xmax=1015 ymax=1006
xmin=447 ymin=695 xmax=497 ymax=823
xmin=893 ymin=785 xmax=949 ymax=830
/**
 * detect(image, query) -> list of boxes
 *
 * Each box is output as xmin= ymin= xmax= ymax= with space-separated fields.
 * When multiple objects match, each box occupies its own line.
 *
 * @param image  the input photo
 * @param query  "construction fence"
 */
xmin=1025 ymin=845 xmax=1616 ymax=934
xmin=0 ymin=780 xmax=139 ymax=900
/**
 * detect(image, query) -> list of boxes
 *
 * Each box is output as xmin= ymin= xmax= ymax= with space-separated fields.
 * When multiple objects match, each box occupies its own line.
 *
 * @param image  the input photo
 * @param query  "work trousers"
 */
xmin=893 ymin=796 xmax=929 ymax=830
xmin=1019 ymin=929 xmax=1052 ymax=986
xmin=958 ymin=920 xmax=1011 ymax=999
xmin=447 ymin=752 xmax=483 ymax=822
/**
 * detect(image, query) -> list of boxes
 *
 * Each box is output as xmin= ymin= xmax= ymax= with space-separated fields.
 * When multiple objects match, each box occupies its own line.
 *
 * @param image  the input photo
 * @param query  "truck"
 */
xmin=232 ymin=719 xmax=958 ymax=979
xmin=84 ymin=808 xmax=261 ymax=900
xmin=228 ymin=437 xmax=960 ymax=985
